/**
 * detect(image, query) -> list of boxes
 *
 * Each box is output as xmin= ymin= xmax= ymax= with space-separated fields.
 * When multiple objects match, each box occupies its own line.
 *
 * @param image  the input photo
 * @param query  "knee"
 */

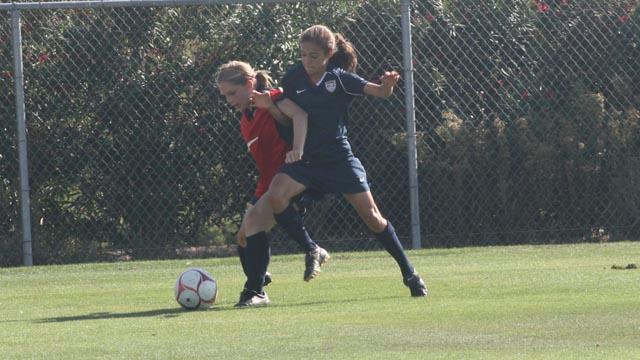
xmin=244 ymin=207 xmax=261 ymax=234
xmin=267 ymin=190 xmax=289 ymax=212
xmin=236 ymin=231 xmax=246 ymax=247
xmin=363 ymin=211 xmax=387 ymax=233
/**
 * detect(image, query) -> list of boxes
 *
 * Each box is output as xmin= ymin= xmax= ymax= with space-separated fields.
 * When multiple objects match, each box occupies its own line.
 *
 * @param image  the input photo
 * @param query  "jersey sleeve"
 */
xmin=335 ymin=68 xmax=368 ymax=96
xmin=281 ymin=66 xmax=298 ymax=100
xmin=282 ymin=70 xmax=295 ymax=99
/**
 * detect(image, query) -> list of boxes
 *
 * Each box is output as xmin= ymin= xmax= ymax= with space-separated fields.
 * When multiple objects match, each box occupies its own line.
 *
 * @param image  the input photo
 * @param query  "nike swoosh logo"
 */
xmin=296 ymin=89 xmax=307 ymax=94
xmin=246 ymin=137 xmax=258 ymax=151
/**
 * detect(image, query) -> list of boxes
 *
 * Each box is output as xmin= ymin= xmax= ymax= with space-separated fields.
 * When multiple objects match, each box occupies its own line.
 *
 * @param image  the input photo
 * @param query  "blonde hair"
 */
xmin=216 ymin=60 xmax=273 ymax=91
xmin=300 ymin=25 xmax=358 ymax=72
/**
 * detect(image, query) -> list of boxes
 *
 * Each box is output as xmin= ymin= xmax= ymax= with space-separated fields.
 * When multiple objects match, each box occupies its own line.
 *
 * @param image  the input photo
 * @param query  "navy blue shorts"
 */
xmin=279 ymin=156 xmax=370 ymax=195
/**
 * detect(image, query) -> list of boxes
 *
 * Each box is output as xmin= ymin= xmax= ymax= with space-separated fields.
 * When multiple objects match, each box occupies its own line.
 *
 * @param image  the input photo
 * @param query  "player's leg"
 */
xmin=268 ymin=172 xmax=307 ymax=213
xmin=247 ymin=187 xmax=322 ymax=256
xmin=268 ymin=172 xmax=330 ymax=281
xmin=237 ymin=204 xmax=270 ymax=293
xmin=235 ymin=198 xmax=275 ymax=307
xmin=292 ymin=187 xmax=325 ymax=217
xmin=344 ymin=191 xmax=427 ymax=297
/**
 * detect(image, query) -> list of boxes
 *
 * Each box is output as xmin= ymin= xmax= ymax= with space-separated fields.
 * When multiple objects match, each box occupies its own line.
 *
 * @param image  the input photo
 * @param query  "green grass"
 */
xmin=1 ymin=242 xmax=639 ymax=359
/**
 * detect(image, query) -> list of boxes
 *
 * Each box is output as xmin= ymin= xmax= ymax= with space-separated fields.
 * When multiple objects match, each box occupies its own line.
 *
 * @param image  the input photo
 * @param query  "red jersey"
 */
xmin=240 ymin=88 xmax=291 ymax=199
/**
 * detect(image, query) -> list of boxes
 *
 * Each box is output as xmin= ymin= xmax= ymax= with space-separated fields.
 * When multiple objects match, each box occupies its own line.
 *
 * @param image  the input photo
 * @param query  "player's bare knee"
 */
xmin=363 ymin=212 xmax=386 ymax=232
xmin=244 ymin=207 xmax=261 ymax=233
xmin=235 ymin=232 xmax=245 ymax=247
xmin=267 ymin=191 xmax=288 ymax=213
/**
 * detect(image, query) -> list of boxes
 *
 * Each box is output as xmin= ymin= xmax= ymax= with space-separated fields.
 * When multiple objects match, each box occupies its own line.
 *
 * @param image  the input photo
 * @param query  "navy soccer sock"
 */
xmin=375 ymin=221 xmax=415 ymax=278
xmin=237 ymin=245 xmax=250 ymax=288
xmin=274 ymin=203 xmax=317 ymax=253
xmin=245 ymin=232 xmax=271 ymax=293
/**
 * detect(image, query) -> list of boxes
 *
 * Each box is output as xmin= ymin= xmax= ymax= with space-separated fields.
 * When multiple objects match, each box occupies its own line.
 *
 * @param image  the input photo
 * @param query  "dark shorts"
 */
xmin=279 ymin=156 xmax=370 ymax=195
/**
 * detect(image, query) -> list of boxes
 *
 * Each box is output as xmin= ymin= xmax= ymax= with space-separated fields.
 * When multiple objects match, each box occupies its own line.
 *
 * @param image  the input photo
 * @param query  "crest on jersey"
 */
xmin=325 ymin=80 xmax=337 ymax=93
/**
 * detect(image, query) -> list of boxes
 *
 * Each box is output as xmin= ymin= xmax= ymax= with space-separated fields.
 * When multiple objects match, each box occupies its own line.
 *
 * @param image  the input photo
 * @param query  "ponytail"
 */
xmin=331 ymin=33 xmax=358 ymax=72
xmin=216 ymin=60 xmax=273 ymax=91
xmin=254 ymin=70 xmax=274 ymax=92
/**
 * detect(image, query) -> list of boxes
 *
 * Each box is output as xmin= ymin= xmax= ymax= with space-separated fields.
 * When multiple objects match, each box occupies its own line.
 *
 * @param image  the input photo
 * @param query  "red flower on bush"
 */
xmin=522 ymin=90 xmax=530 ymax=100
xmin=497 ymin=79 xmax=505 ymax=86
xmin=537 ymin=2 xmax=550 ymax=13
xmin=425 ymin=12 xmax=435 ymax=24
xmin=37 ymin=53 xmax=49 ymax=64
xmin=618 ymin=14 xmax=630 ymax=23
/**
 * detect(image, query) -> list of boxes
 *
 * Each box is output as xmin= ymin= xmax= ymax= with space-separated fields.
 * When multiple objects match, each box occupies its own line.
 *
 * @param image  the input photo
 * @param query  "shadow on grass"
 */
xmin=34 ymin=305 xmax=236 ymax=323
xmin=268 ymin=294 xmax=416 ymax=308
xmin=34 ymin=294 xmax=422 ymax=323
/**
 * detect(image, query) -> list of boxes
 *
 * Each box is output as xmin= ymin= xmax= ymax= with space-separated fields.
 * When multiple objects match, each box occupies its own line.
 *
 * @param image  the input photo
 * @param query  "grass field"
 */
xmin=1 ymin=242 xmax=639 ymax=359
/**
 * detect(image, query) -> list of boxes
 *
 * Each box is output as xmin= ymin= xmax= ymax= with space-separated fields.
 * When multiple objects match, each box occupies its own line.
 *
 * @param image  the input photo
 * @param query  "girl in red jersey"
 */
xmin=216 ymin=61 xmax=329 ymax=307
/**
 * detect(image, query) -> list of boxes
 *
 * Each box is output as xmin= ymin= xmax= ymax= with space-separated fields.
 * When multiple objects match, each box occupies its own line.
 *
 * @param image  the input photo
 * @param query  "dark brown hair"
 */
xmin=300 ymin=25 xmax=358 ymax=72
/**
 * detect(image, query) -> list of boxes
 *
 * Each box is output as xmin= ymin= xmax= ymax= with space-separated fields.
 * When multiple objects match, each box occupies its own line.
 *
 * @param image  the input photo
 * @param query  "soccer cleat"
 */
xmin=234 ymin=290 xmax=270 ymax=308
xmin=303 ymin=246 xmax=331 ymax=282
xmin=264 ymin=272 xmax=272 ymax=287
xmin=403 ymin=272 xmax=428 ymax=297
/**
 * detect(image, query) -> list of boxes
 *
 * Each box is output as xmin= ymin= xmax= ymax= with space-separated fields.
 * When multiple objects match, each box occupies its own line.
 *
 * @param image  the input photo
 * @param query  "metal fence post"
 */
xmin=400 ymin=0 xmax=421 ymax=249
xmin=11 ymin=9 xmax=33 ymax=266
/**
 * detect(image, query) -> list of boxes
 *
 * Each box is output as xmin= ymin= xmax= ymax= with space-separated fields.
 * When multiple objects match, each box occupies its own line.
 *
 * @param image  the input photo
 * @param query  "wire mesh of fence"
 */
xmin=1 ymin=0 xmax=638 ymax=266
xmin=1 ymin=11 xmax=21 ymax=266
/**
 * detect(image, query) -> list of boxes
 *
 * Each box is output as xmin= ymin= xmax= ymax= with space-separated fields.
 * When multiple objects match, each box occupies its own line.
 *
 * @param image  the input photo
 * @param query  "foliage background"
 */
xmin=1 ymin=0 xmax=638 ymax=265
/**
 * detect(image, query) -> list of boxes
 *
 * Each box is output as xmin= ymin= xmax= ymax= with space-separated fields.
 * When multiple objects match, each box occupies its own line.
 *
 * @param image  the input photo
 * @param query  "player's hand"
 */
xmin=380 ymin=71 xmax=400 ymax=88
xmin=251 ymin=90 xmax=273 ymax=109
xmin=285 ymin=149 xmax=303 ymax=163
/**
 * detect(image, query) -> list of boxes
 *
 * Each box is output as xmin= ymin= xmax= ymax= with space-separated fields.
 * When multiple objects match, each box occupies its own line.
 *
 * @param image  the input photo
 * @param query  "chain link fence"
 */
xmin=1 ymin=0 xmax=638 ymax=266
xmin=1 ymin=10 xmax=20 ymax=266
xmin=411 ymin=0 xmax=640 ymax=246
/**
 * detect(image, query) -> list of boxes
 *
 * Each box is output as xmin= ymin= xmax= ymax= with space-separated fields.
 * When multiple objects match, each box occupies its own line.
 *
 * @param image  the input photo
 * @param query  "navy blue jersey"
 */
xmin=282 ymin=62 xmax=368 ymax=163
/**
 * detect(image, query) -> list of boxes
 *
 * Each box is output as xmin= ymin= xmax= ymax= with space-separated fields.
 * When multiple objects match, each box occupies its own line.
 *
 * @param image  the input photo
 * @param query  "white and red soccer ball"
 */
xmin=174 ymin=268 xmax=218 ymax=310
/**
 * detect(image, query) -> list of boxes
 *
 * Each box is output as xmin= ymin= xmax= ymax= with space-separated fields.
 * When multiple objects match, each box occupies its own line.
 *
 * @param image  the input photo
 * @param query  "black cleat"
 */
xmin=234 ymin=290 xmax=270 ymax=308
xmin=303 ymin=247 xmax=330 ymax=281
xmin=403 ymin=272 xmax=428 ymax=297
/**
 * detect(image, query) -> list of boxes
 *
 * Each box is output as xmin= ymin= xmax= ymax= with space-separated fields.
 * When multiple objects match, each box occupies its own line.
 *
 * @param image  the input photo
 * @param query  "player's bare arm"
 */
xmin=363 ymin=70 xmax=400 ymax=98
xmin=276 ymin=98 xmax=308 ymax=163
xmin=252 ymin=90 xmax=292 ymax=126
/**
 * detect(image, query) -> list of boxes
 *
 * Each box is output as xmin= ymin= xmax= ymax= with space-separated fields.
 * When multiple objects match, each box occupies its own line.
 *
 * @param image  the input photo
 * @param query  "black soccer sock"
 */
xmin=375 ymin=221 xmax=415 ymax=278
xmin=245 ymin=232 xmax=271 ymax=293
xmin=237 ymin=245 xmax=250 ymax=289
xmin=274 ymin=203 xmax=318 ymax=253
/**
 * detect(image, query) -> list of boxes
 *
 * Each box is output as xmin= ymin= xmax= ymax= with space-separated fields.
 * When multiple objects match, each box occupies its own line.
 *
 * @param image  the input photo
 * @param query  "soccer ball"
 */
xmin=174 ymin=268 xmax=218 ymax=310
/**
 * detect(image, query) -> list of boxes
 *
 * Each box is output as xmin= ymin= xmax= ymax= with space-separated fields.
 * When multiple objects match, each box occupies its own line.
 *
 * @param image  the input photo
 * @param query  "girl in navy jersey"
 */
xmin=267 ymin=25 xmax=427 ymax=297
xmin=216 ymin=61 xmax=329 ymax=307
